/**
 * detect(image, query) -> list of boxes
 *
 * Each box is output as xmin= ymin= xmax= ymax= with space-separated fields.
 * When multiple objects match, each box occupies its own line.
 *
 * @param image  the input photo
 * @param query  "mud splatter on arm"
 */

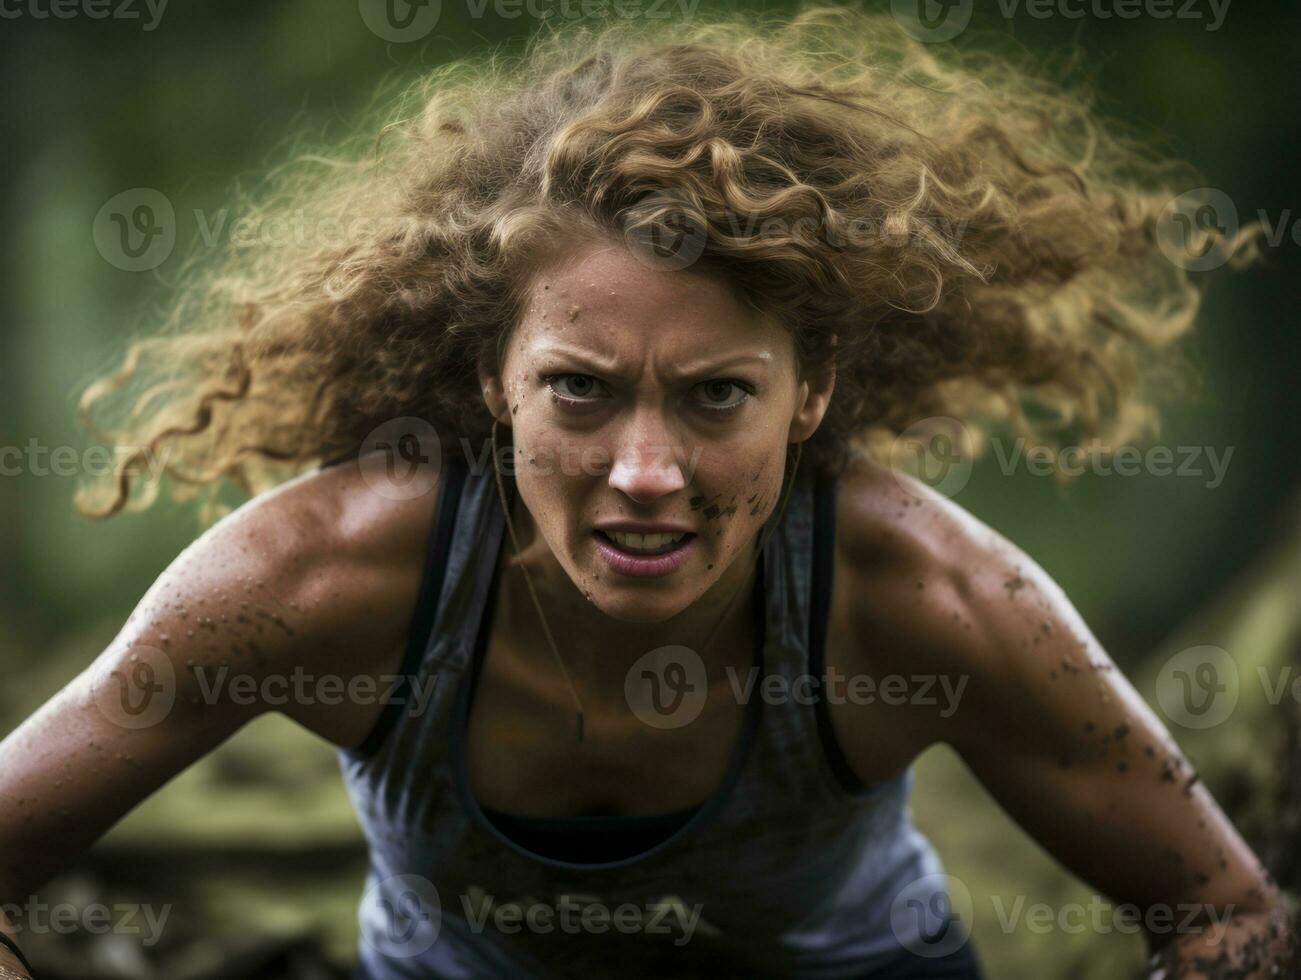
xmin=942 ymin=539 xmax=1292 ymax=977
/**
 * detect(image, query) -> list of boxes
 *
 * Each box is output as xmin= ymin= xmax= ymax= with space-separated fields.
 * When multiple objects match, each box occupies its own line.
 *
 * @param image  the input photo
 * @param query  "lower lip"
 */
xmin=592 ymin=531 xmax=696 ymax=577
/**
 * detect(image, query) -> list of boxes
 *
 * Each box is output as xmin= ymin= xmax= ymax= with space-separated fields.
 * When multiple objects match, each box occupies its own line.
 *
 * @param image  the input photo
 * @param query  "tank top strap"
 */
xmin=339 ymin=453 xmax=503 ymax=793
xmin=741 ymin=459 xmax=880 ymax=808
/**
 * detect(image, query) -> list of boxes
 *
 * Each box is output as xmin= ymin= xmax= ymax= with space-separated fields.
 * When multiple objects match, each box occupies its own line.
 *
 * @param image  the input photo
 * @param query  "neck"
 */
xmin=493 ymin=478 xmax=764 ymax=705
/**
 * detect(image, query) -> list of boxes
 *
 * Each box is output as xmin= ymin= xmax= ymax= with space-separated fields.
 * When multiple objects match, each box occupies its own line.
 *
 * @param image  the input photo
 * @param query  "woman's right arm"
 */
xmin=0 ymin=459 xmax=438 ymax=976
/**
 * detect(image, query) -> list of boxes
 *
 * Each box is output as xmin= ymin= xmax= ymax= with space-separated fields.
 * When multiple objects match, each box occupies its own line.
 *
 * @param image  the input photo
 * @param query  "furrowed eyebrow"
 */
xmin=537 ymin=345 xmax=772 ymax=381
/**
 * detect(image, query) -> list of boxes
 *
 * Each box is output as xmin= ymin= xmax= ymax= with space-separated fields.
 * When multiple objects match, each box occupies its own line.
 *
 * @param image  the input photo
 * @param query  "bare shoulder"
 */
xmin=120 ymin=456 xmax=442 ymax=747
xmin=827 ymin=450 xmax=1083 ymax=750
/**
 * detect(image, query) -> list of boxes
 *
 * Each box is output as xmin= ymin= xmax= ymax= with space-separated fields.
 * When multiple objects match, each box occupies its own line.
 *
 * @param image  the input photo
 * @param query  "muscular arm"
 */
xmin=837 ymin=457 xmax=1292 ymax=978
xmin=0 ymin=460 xmax=436 ymax=975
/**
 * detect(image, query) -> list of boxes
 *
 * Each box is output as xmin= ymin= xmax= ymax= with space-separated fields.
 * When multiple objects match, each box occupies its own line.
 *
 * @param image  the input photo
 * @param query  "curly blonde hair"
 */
xmin=76 ymin=4 xmax=1257 ymax=524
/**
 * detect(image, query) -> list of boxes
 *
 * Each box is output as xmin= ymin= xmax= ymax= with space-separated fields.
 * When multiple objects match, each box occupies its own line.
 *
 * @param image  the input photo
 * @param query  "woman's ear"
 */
xmin=789 ymin=359 xmax=836 ymax=444
xmin=477 ymin=360 xmax=512 ymax=428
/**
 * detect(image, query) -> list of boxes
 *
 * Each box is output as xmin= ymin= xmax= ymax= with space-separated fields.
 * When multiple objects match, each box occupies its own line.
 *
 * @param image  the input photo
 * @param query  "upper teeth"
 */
xmin=607 ymin=530 xmax=687 ymax=552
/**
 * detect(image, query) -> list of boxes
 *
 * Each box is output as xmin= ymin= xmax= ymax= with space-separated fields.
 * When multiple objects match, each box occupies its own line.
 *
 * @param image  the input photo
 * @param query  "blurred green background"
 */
xmin=1 ymin=1 xmax=1298 ymax=977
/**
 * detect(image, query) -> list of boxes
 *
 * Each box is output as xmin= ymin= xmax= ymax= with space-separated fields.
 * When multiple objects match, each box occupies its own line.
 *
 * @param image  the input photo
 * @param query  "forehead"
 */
xmin=515 ymin=240 xmax=782 ymax=358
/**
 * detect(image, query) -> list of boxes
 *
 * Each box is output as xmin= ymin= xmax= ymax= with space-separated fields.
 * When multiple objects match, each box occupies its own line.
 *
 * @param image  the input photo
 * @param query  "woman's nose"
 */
xmin=607 ymin=439 xmax=689 ymax=503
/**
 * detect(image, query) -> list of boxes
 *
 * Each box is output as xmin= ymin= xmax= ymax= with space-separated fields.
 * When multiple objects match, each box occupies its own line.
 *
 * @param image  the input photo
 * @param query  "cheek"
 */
xmin=689 ymin=449 xmax=784 ymax=542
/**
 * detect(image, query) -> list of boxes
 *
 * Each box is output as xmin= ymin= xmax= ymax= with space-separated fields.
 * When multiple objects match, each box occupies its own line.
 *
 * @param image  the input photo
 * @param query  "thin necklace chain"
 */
xmin=489 ymin=419 xmax=802 ymax=744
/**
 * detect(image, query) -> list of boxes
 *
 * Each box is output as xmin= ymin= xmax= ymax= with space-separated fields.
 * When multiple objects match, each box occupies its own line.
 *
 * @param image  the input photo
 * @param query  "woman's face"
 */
xmin=480 ymin=238 xmax=833 ymax=625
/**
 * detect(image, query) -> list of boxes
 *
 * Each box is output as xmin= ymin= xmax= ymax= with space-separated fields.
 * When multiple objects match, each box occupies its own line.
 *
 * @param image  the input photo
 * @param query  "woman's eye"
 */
xmin=695 ymin=380 xmax=751 ymax=412
xmin=546 ymin=373 xmax=607 ymax=401
xmin=543 ymin=373 xmax=751 ymax=413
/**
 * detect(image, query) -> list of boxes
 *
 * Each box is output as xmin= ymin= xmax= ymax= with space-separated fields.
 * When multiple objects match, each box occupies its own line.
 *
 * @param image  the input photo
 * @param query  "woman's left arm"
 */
xmin=838 ymin=465 xmax=1293 ymax=978
xmin=920 ymin=528 xmax=1291 ymax=977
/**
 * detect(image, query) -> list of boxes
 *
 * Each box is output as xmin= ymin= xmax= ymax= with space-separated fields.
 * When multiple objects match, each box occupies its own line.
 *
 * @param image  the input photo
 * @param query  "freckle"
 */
xmin=1049 ymin=670 xmax=1058 ymax=679
xmin=1058 ymin=756 xmax=1071 ymax=768
xmin=1116 ymin=761 xmax=1128 ymax=772
xmin=915 ymin=581 xmax=924 ymax=590
xmin=706 ymin=564 xmax=713 ymax=570
xmin=1083 ymin=720 xmax=1095 ymax=733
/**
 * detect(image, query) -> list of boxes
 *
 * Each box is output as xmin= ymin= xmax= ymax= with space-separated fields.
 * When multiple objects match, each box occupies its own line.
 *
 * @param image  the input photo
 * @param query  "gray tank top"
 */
xmin=337 ymin=455 xmax=951 ymax=978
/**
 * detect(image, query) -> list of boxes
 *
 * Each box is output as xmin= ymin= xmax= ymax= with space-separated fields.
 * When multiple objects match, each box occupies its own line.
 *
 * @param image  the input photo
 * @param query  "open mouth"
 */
xmin=594 ymin=529 xmax=695 ymax=555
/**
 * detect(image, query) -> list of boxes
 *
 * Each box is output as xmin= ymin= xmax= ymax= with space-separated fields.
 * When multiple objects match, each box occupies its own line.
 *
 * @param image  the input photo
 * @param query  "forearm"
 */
xmin=1146 ymin=904 xmax=1295 ymax=980
xmin=0 ymin=908 xmax=32 ymax=980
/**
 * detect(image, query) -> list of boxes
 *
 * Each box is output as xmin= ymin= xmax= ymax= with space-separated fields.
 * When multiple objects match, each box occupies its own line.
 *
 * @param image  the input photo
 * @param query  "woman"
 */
xmin=0 ymin=6 xmax=1291 ymax=979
